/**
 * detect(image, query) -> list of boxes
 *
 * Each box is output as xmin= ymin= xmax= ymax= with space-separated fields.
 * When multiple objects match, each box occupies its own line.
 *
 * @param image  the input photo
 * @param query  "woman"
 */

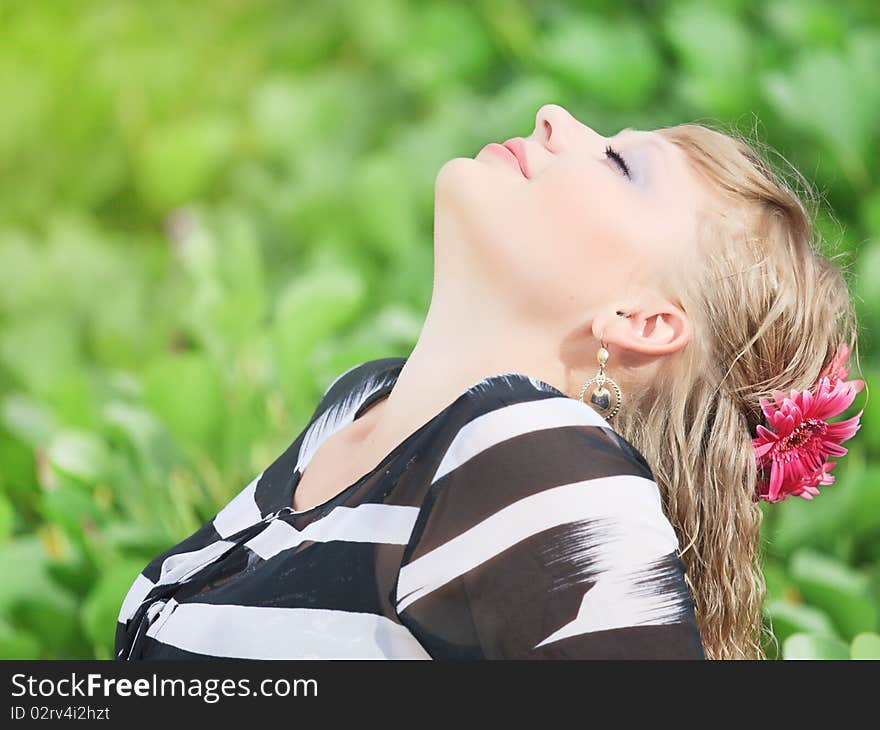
xmin=115 ymin=103 xmax=864 ymax=660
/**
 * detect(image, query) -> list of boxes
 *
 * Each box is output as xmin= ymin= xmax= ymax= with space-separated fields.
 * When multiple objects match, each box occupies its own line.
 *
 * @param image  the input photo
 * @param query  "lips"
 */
xmin=483 ymin=143 xmax=521 ymax=176
xmin=502 ymin=138 xmax=529 ymax=178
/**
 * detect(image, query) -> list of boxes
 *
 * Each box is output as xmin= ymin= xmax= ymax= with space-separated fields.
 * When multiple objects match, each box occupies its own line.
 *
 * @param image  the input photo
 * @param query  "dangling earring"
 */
xmin=578 ymin=337 xmax=623 ymax=419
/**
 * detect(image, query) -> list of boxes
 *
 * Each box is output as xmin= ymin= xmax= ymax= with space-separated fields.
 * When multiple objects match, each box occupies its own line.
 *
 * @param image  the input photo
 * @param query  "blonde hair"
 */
xmin=608 ymin=120 xmax=865 ymax=659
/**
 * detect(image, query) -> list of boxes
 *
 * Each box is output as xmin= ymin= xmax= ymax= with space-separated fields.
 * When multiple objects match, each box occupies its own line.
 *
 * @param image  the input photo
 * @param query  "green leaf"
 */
xmin=783 ymin=632 xmax=850 ymax=660
xmin=141 ymin=352 xmax=225 ymax=455
xmin=855 ymin=243 xmax=880 ymax=337
xmin=0 ymin=616 xmax=42 ymax=660
xmin=135 ymin=114 xmax=237 ymax=213
xmin=765 ymin=599 xmax=840 ymax=646
xmin=0 ymin=231 xmax=47 ymax=313
xmin=44 ymin=215 xmax=132 ymax=321
xmin=850 ymin=632 xmax=880 ymax=660
xmin=768 ymin=469 xmax=854 ymax=555
xmin=47 ymin=430 xmax=112 ymax=485
xmin=273 ymin=266 xmax=366 ymax=405
xmin=663 ymin=2 xmax=753 ymax=77
xmin=661 ymin=3 xmax=755 ymax=115
xmin=0 ymin=494 xmax=13 ymax=542
xmin=81 ymin=559 xmax=148 ymax=654
xmin=10 ymin=594 xmax=83 ymax=659
xmin=392 ymin=4 xmax=493 ymax=92
xmin=846 ymin=465 xmax=880 ymax=541
xmin=536 ymin=15 xmax=660 ymax=108
xmin=46 ymin=545 xmax=96 ymax=597
xmin=350 ymin=153 xmax=421 ymax=260
xmin=788 ymin=548 xmax=878 ymax=639
xmin=761 ymin=34 xmax=880 ymax=187
xmin=762 ymin=0 xmax=847 ymax=48
xmin=0 ymin=435 xmax=38 ymax=508
xmin=248 ymin=70 xmax=374 ymax=166
xmin=761 ymin=559 xmax=792 ymax=600
xmin=89 ymin=278 xmax=148 ymax=370
xmin=0 ymin=392 xmax=57 ymax=448
xmin=0 ymin=314 xmax=82 ymax=399
xmin=39 ymin=481 xmax=106 ymax=541
xmin=99 ymin=522 xmax=171 ymax=561
xmin=0 ymin=536 xmax=76 ymax=621
xmin=177 ymin=209 xmax=268 ymax=350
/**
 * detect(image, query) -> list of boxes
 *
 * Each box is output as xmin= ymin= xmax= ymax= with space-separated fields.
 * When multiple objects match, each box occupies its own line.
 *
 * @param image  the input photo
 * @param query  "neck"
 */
xmin=355 ymin=217 xmax=594 ymax=456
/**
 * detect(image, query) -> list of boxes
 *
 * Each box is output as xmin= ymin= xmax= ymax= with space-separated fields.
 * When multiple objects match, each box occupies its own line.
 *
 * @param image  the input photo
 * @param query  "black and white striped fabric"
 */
xmin=115 ymin=357 xmax=704 ymax=660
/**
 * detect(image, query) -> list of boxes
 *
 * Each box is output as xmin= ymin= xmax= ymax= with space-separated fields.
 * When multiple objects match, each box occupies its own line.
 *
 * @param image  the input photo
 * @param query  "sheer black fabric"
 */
xmin=115 ymin=357 xmax=704 ymax=660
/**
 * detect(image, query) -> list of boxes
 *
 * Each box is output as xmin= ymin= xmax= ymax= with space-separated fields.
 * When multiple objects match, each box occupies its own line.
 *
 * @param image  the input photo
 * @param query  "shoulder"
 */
xmin=434 ymin=392 xmax=656 ymax=491
xmin=310 ymin=356 xmax=406 ymax=420
xmin=418 ymin=393 xmax=677 ymax=554
xmin=397 ymin=393 xmax=697 ymax=656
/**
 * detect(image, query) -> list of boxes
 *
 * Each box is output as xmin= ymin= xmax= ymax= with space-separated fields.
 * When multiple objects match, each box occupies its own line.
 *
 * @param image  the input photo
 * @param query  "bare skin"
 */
xmin=293 ymin=391 xmax=392 ymax=511
xmin=293 ymin=103 xmax=715 ymax=512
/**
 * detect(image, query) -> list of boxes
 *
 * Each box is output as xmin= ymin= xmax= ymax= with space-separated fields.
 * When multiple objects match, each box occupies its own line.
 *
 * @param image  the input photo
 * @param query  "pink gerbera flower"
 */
xmin=752 ymin=342 xmax=865 ymax=504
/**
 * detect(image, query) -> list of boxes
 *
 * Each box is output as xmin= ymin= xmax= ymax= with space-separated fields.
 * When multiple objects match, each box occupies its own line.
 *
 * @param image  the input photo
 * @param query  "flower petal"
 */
xmin=824 ymin=411 xmax=863 ymax=443
xmin=801 ymin=387 xmax=814 ymax=414
xmin=768 ymin=460 xmax=785 ymax=502
xmin=813 ymin=380 xmax=860 ymax=420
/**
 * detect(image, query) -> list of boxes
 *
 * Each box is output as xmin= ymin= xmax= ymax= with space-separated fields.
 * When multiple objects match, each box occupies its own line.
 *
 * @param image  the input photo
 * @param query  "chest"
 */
xmin=293 ymin=427 xmax=391 ymax=512
xmin=293 ymin=393 xmax=397 ymax=512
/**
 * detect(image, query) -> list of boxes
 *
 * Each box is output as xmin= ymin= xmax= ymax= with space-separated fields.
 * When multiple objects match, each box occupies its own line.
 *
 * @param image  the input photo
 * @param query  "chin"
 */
xmin=434 ymin=156 xmax=478 ymax=192
xmin=432 ymin=157 xmax=487 ymax=222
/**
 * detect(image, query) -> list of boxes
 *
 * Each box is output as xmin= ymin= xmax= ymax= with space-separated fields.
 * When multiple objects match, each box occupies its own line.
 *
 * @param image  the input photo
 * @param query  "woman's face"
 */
xmin=434 ymin=103 xmax=714 ymax=326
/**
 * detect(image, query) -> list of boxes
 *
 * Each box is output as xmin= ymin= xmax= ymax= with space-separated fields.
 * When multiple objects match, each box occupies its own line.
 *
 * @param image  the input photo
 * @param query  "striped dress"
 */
xmin=115 ymin=357 xmax=705 ymax=660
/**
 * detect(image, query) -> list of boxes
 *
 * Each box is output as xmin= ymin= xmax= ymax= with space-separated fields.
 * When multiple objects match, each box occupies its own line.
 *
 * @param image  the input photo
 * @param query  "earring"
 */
xmin=578 ymin=338 xmax=623 ymax=419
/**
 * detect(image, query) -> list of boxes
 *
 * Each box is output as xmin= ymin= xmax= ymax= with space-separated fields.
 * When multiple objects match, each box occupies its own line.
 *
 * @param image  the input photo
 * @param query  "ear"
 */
xmin=592 ymin=297 xmax=691 ymax=357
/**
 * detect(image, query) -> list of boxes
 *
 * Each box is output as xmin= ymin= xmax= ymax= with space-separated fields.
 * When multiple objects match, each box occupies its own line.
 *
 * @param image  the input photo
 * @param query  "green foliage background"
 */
xmin=1 ymin=0 xmax=878 ymax=660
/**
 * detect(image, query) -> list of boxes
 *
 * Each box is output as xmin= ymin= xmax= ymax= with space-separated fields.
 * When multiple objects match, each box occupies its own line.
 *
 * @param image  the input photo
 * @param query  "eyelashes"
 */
xmin=604 ymin=145 xmax=632 ymax=180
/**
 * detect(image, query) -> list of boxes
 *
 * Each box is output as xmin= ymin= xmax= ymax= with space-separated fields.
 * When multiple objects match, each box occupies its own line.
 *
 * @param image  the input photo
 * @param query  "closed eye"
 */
xmin=604 ymin=145 xmax=632 ymax=180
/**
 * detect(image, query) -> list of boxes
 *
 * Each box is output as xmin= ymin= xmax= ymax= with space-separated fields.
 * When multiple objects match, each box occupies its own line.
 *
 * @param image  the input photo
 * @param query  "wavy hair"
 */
xmin=607 ymin=120 xmax=865 ymax=659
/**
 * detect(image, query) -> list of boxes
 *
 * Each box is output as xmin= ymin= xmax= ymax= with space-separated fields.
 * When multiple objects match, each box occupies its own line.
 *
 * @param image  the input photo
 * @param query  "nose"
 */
xmin=534 ymin=104 xmax=574 ymax=151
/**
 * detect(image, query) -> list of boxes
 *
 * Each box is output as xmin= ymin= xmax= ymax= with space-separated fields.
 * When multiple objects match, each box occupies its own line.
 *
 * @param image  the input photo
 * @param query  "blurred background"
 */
xmin=0 ymin=0 xmax=877 ymax=660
